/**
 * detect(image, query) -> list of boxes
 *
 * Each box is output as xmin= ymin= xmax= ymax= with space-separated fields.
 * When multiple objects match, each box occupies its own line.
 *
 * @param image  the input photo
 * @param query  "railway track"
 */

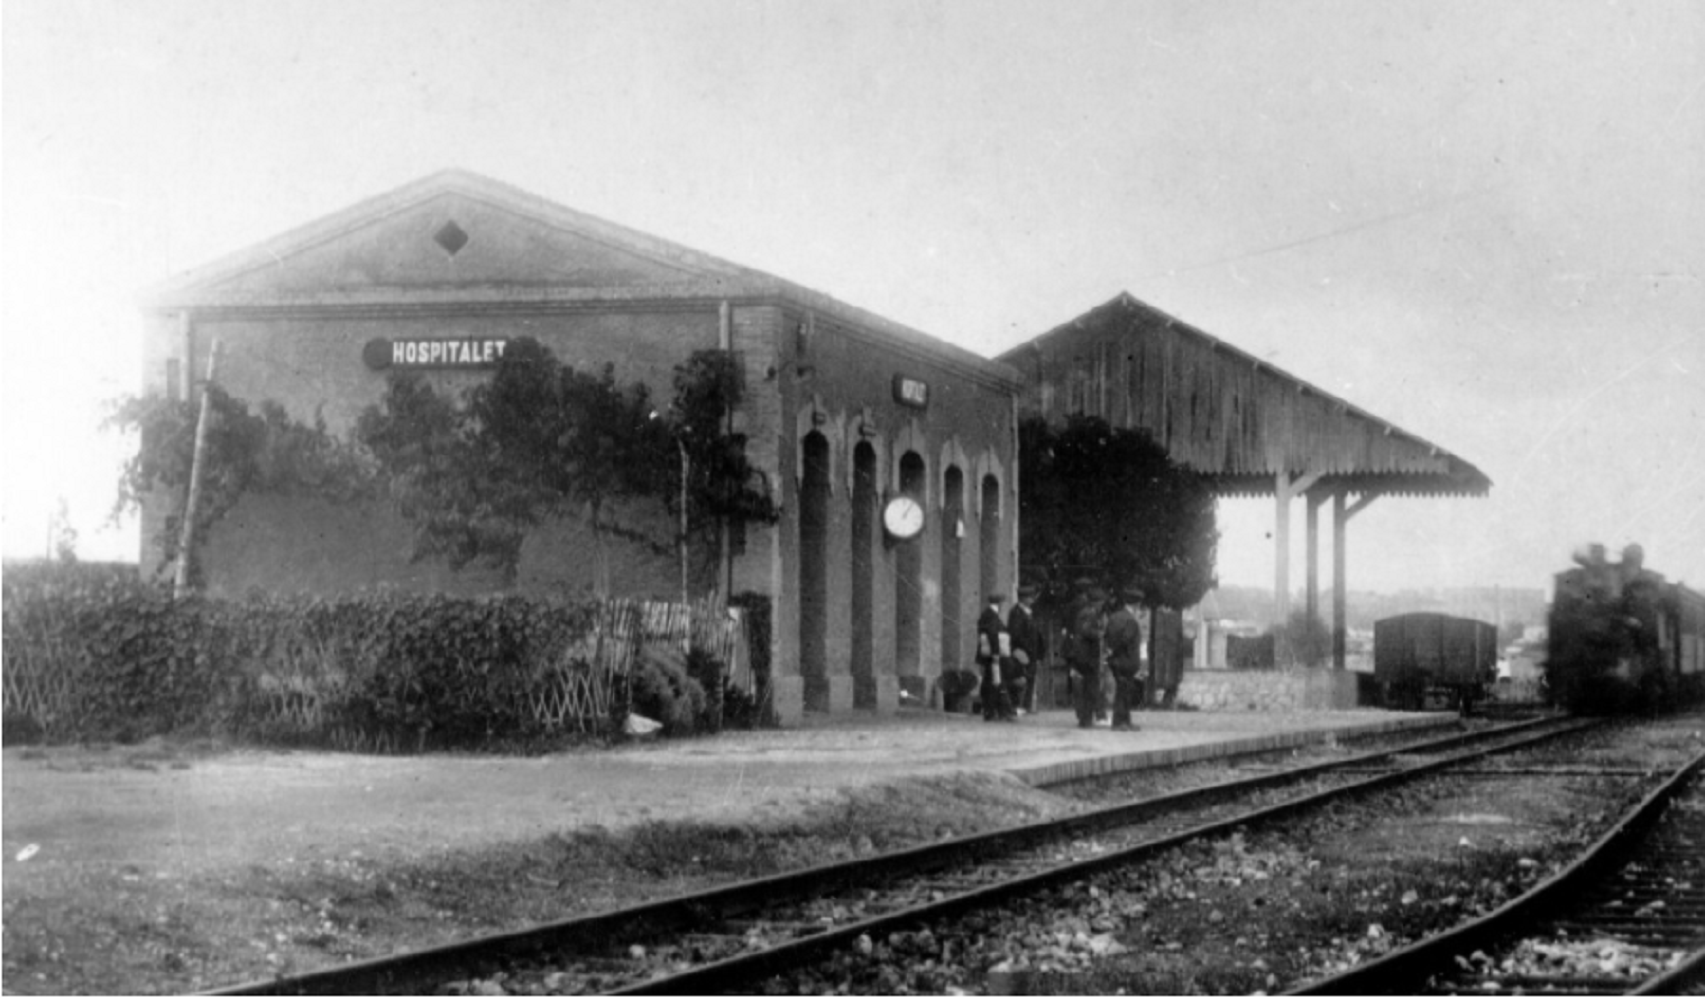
xmin=1290 ymin=744 xmax=1705 ymax=995
xmin=210 ymin=716 xmax=1594 ymax=995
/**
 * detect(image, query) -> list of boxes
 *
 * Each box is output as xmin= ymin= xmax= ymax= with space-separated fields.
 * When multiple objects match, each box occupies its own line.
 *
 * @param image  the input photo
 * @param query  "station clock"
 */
xmin=882 ymin=495 xmax=925 ymax=540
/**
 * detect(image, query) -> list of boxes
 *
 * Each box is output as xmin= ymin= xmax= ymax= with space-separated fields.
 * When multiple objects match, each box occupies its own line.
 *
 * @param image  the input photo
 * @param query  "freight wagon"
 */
xmin=1373 ymin=612 xmax=1498 ymax=712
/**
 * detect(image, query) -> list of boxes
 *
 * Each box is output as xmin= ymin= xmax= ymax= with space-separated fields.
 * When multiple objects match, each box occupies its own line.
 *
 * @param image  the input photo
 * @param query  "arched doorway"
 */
xmin=980 ymin=474 xmax=1001 ymax=604
xmin=799 ymin=432 xmax=831 ymax=712
xmin=850 ymin=442 xmax=877 ymax=709
xmin=895 ymin=451 xmax=926 ymax=679
xmin=941 ymin=465 xmax=964 ymax=677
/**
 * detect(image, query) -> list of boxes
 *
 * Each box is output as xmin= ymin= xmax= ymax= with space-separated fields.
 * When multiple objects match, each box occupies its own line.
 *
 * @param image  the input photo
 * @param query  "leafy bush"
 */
xmin=0 ymin=576 xmax=643 ymax=750
xmin=720 ymin=679 xmax=763 ymax=730
xmin=3 ymin=707 xmax=45 ymax=747
xmin=2 ymin=570 xmax=235 ymax=742
xmin=629 ymin=648 xmax=706 ymax=737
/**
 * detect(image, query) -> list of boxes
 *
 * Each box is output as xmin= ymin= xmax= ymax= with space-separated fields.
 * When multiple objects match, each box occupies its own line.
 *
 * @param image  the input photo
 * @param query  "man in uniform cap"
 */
xmin=1104 ymin=586 xmax=1146 ymax=731
xmin=1067 ymin=582 xmax=1107 ymax=728
xmin=976 ymin=592 xmax=1016 ymax=721
xmin=1007 ymin=583 xmax=1043 ymax=713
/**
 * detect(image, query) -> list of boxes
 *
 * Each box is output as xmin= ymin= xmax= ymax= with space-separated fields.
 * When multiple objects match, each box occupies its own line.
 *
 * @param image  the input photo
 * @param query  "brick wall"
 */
xmin=765 ymin=305 xmax=1017 ymax=721
xmin=145 ymin=298 xmax=1019 ymax=725
xmin=143 ymin=306 xmax=724 ymax=599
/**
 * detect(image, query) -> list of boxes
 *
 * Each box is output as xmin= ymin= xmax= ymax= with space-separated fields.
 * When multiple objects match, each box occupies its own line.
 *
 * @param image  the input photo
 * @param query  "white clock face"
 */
xmin=883 ymin=496 xmax=925 ymax=539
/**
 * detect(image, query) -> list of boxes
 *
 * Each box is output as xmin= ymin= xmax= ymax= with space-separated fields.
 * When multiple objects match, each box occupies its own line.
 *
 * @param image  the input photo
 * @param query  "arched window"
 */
xmin=895 ymin=450 xmax=926 ymax=680
xmin=940 ymin=465 xmax=965 ymax=675
xmin=850 ymin=442 xmax=877 ymax=709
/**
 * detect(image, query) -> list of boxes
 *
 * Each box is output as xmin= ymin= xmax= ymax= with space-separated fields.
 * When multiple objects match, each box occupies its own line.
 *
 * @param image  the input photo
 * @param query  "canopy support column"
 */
xmin=1274 ymin=469 xmax=1323 ymax=629
xmin=1305 ymin=487 xmax=1329 ymax=631
xmin=1332 ymin=488 xmax=1381 ymax=669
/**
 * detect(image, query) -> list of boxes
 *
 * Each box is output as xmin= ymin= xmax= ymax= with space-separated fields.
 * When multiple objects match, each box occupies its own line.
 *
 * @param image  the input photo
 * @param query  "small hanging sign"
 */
xmin=892 ymin=374 xmax=929 ymax=409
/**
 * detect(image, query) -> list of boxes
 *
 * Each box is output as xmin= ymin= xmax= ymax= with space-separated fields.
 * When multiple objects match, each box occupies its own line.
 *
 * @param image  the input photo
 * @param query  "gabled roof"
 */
xmin=998 ymin=292 xmax=1491 ymax=499
xmin=145 ymin=169 xmax=1018 ymax=387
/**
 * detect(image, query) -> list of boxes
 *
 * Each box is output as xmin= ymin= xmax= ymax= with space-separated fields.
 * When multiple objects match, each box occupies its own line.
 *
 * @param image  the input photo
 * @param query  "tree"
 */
xmin=47 ymin=497 xmax=78 ymax=564
xmin=356 ymin=339 xmax=776 ymax=599
xmin=108 ymin=390 xmax=371 ymax=587
xmin=669 ymin=350 xmax=780 ymax=592
xmin=357 ymin=339 xmax=673 ymax=594
xmin=1019 ymin=414 xmax=1218 ymax=611
xmin=1274 ymin=609 xmax=1332 ymax=667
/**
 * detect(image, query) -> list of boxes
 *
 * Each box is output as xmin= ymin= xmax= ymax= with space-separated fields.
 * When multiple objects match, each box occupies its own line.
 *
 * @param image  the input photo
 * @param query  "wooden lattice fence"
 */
xmin=1 ymin=598 xmax=82 ymax=733
xmin=238 ymin=596 xmax=748 ymax=742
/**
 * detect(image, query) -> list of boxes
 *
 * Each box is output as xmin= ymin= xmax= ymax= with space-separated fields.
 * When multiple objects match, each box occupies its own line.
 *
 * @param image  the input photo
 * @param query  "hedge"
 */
xmin=2 ymin=566 xmax=752 ymax=750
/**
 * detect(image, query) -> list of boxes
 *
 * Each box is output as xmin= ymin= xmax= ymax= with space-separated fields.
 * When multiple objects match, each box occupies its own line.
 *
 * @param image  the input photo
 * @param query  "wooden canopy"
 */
xmin=998 ymin=292 xmax=1490 ymax=497
xmin=998 ymin=292 xmax=1493 ymax=665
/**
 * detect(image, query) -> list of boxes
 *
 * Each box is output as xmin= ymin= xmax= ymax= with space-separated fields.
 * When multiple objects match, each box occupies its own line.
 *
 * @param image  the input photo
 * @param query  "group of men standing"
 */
xmin=974 ymin=580 xmax=1177 ymax=728
xmin=974 ymin=584 xmax=1044 ymax=722
xmin=1066 ymin=583 xmax=1148 ymax=730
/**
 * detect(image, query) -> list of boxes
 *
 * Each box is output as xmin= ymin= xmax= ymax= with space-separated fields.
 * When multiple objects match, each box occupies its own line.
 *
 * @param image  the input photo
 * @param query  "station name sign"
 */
xmin=362 ymin=337 xmax=511 ymax=371
xmin=892 ymin=375 xmax=929 ymax=409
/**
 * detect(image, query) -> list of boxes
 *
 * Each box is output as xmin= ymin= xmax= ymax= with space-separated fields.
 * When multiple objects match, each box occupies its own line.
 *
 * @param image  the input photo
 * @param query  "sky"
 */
xmin=3 ymin=0 xmax=1702 ymax=597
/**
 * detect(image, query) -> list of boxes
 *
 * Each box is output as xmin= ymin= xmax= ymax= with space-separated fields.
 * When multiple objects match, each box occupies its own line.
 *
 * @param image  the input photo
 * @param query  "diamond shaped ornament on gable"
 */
xmin=434 ymin=220 xmax=469 ymax=256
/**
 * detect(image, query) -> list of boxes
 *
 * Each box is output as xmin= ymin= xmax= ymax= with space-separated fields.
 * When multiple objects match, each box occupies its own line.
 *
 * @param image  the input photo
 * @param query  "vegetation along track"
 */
xmin=1291 ymin=742 xmax=1705 ymax=995
xmin=209 ymin=716 xmax=1588 ymax=995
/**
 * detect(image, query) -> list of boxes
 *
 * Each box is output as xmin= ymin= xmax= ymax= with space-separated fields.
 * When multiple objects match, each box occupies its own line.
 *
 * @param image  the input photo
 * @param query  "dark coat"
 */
xmin=1069 ymin=600 xmax=1105 ymax=670
xmin=1105 ymin=605 xmax=1144 ymax=675
xmin=1007 ymin=602 xmax=1042 ymax=667
xmin=976 ymin=604 xmax=1008 ymax=665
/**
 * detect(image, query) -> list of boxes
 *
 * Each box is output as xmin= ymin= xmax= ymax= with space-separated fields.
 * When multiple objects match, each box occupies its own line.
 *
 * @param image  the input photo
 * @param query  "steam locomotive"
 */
xmin=1546 ymin=544 xmax=1705 ymax=714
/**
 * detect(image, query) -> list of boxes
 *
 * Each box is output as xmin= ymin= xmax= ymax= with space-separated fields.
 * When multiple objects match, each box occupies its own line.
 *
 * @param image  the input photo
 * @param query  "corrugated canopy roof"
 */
xmin=997 ymin=293 xmax=1491 ymax=499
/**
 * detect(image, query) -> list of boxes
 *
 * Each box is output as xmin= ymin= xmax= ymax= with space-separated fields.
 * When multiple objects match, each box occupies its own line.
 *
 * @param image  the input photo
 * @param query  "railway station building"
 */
xmin=140 ymin=170 xmax=1023 ymax=724
xmin=999 ymin=293 xmax=1492 ymax=687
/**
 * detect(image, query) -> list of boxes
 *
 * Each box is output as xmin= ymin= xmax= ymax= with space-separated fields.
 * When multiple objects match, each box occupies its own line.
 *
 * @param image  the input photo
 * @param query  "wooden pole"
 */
xmin=1333 ymin=490 xmax=1348 ymax=669
xmin=717 ymin=301 xmax=732 ymax=601
xmin=1306 ymin=489 xmax=1325 ymax=628
xmin=1332 ymin=489 xmax=1380 ymax=669
xmin=174 ymin=339 xmax=220 ymax=599
xmin=1309 ymin=490 xmax=1323 ymax=626
xmin=180 ymin=312 xmax=195 ymax=401
xmin=679 ymin=439 xmax=690 ymax=606
xmin=1274 ymin=470 xmax=1323 ymax=636
xmin=1274 ymin=471 xmax=1292 ymax=628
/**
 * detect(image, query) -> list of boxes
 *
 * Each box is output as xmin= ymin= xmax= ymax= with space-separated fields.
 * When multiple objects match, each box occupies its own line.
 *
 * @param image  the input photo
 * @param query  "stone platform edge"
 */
xmin=1009 ymin=713 xmax=1457 ymax=787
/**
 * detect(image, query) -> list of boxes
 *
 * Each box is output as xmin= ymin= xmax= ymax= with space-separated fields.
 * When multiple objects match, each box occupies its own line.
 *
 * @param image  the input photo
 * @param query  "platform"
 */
xmin=645 ymin=705 xmax=1456 ymax=790
xmin=1 ymin=707 xmax=1456 ymax=885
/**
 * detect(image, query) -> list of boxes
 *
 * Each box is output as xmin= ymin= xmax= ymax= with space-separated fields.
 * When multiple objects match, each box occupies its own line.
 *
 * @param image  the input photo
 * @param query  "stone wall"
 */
xmin=1178 ymin=668 xmax=1363 ymax=712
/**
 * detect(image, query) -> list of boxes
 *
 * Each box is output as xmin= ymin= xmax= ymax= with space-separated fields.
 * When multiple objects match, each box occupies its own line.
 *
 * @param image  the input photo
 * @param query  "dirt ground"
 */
xmin=1 ymin=708 xmax=1431 ymax=892
xmin=1 ymin=706 xmax=1447 ymax=993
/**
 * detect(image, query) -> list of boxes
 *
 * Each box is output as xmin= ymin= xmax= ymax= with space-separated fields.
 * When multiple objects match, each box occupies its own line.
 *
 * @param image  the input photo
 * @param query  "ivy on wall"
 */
xmin=106 ymin=391 xmax=373 ymax=586
xmin=356 ymin=340 xmax=777 ymax=596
